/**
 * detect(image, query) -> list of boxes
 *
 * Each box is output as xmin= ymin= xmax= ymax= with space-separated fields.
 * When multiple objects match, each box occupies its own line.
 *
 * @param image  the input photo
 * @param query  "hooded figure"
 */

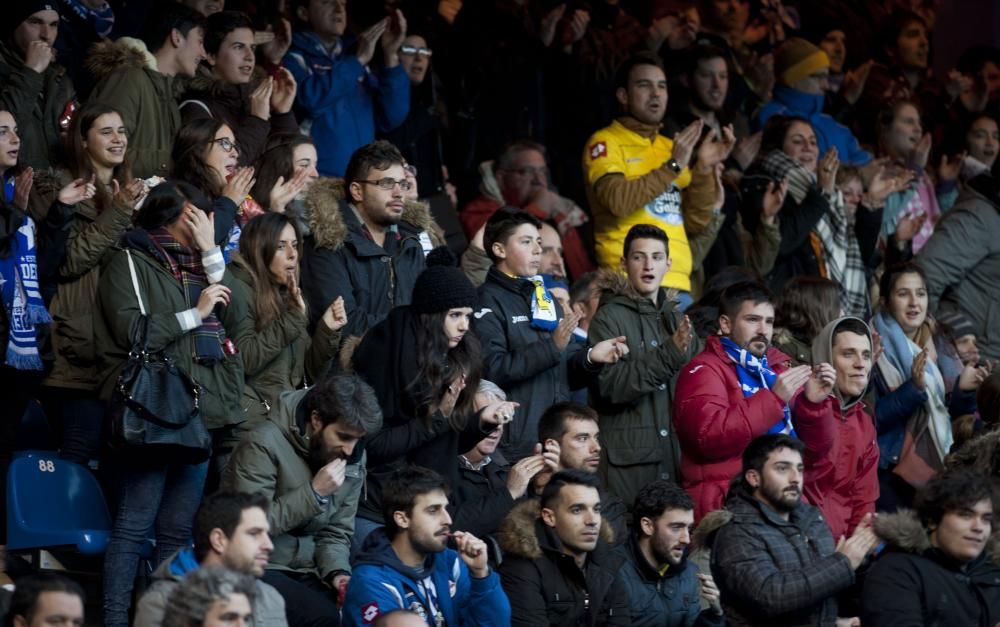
xmin=805 ymin=316 xmax=880 ymax=540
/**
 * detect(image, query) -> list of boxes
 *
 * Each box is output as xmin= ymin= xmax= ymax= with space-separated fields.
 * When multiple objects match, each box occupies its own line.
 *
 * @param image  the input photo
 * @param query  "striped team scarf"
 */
xmin=1 ymin=213 xmax=51 ymax=370
xmin=720 ymin=336 xmax=796 ymax=436
xmin=147 ymin=228 xmax=226 ymax=364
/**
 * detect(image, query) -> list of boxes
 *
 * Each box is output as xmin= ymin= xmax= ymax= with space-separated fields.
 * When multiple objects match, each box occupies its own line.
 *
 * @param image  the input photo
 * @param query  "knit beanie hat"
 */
xmin=411 ymin=247 xmax=478 ymax=315
xmin=7 ymin=1 xmax=60 ymax=39
xmin=936 ymin=310 xmax=976 ymax=339
xmin=774 ymin=37 xmax=830 ymax=86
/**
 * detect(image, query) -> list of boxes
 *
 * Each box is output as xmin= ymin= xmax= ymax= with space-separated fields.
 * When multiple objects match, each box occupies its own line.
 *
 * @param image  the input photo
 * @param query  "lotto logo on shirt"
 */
xmin=644 ymin=188 xmax=683 ymax=225
xmin=361 ymin=602 xmax=380 ymax=624
xmin=590 ymin=142 xmax=608 ymax=160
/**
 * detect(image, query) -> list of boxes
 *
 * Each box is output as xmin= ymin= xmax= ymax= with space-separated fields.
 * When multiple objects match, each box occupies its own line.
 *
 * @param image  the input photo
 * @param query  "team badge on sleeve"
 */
xmin=590 ymin=142 xmax=608 ymax=159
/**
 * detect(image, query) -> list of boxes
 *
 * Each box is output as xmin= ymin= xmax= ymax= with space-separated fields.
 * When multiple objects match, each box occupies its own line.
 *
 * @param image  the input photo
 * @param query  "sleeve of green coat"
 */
xmin=230 ymin=282 xmax=310 ymax=376
xmin=742 ymin=215 xmax=780 ymax=279
xmin=460 ymin=244 xmax=491 ymax=287
xmin=98 ymin=250 xmax=189 ymax=352
xmin=589 ymin=304 xmax=700 ymax=405
xmin=62 ymin=201 xmax=133 ymax=279
xmin=304 ymin=317 xmax=342 ymax=383
xmin=222 ymin=432 xmax=324 ymax=536
xmin=314 ymin=457 xmax=363 ymax=578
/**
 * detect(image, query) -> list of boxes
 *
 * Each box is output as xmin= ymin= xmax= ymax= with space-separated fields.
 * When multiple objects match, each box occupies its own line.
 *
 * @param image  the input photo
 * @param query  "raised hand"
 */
xmin=249 ymin=77 xmax=274 ymax=121
xmin=507 ymin=452 xmax=548 ymax=499
xmin=195 ymin=283 xmax=231 ymax=319
xmin=818 ymin=147 xmax=840 ymax=195
xmin=563 ymin=9 xmax=590 ymax=45
xmin=356 ymin=19 xmax=387 ymax=67
xmin=380 ymin=10 xmax=408 ymax=64
xmin=223 ymin=166 xmax=256 ymax=205
xmin=836 ymin=516 xmax=879 ymax=570
xmin=287 ymin=272 xmax=307 ymax=313
xmin=842 ymin=60 xmax=873 ymax=105
xmin=553 ymin=311 xmax=582 ymax=350
xmin=670 ymin=119 xmax=704 ymax=170
xmin=452 ymin=531 xmax=489 ymax=577
xmin=673 ymin=315 xmax=693 ymax=352
xmin=938 ymin=152 xmax=965 ymax=183
xmin=323 ymin=295 xmax=348 ymax=331
xmin=113 ymin=178 xmax=148 ymax=210
xmin=481 ymin=400 xmax=520 ymax=428
xmin=958 ymin=362 xmax=990 ymax=391
xmin=13 ymin=167 xmax=34 ymax=210
xmin=772 ymin=364 xmax=812 ymax=403
xmin=589 ymin=335 xmax=629 ymax=364
xmin=894 ymin=212 xmax=927 ymax=243
xmin=539 ymin=4 xmax=567 ymax=48
xmin=732 ymin=132 xmax=762 ymax=171
xmin=57 ymin=175 xmax=97 ymax=205
xmin=269 ymin=166 xmax=312 ymax=213
xmin=25 ymin=40 xmax=55 ymax=74
xmin=698 ymin=573 xmax=722 ymax=614
xmin=696 ymin=124 xmax=737 ymax=169
xmin=259 ymin=18 xmax=293 ymax=65
xmin=311 ymin=458 xmax=347 ymax=497
xmin=804 ymin=363 xmax=837 ymax=403
xmin=185 ymin=204 xmax=217 ymax=252
xmin=270 ymin=67 xmax=298 ymax=115
xmin=911 ymin=348 xmax=928 ymax=391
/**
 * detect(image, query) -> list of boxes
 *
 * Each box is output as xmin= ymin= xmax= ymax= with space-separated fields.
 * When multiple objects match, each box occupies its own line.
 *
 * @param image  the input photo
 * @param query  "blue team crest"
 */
xmin=644 ymin=186 xmax=683 ymax=225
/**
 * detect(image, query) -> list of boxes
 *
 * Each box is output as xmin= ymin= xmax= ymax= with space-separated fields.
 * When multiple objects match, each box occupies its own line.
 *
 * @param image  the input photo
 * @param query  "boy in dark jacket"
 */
xmin=589 ymin=224 xmax=700 ymax=510
xmin=863 ymin=469 xmax=1000 ymax=627
xmin=343 ymin=466 xmax=510 ymax=627
xmin=499 ymin=469 xmax=629 ymax=626
xmin=475 ymin=208 xmax=627 ymax=462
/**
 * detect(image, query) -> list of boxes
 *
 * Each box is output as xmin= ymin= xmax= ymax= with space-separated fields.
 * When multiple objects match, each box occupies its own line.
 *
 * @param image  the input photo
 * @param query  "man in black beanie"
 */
xmin=0 ymin=0 xmax=76 ymax=170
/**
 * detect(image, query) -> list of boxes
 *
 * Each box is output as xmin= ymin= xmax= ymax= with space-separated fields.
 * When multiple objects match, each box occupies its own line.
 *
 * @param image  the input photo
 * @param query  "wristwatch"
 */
xmin=666 ymin=158 xmax=682 ymax=174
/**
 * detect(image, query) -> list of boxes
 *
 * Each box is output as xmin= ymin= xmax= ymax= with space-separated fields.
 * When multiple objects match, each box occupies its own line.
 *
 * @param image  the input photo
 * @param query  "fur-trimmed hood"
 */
xmin=498 ymin=498 xmax=615 ymax=560
xmin=86 ymin=37 xmax=156 ymax=79
xmin=304 ymin=177 xmax=443 ymax=251
xmin=593 ymin=267 xmax=679 ymax=310
xmin=875 ymin=509 xmax=1000 ymax=565
xmin=691 ymin=509 xmax=733 ymax=551
xmin=946 ymin=428 xmax=1000 ymax=476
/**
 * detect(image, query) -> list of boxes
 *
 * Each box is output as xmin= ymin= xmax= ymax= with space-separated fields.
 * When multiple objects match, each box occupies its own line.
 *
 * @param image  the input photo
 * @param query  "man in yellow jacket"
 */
xmin=584 ymin=52 xmax=734 ymax=307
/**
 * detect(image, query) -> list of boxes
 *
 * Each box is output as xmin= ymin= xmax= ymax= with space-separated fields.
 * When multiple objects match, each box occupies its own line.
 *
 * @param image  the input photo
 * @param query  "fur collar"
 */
xmin=86 ymin=37 xmax=155 ymax=79
xmin=945 ymin=428 xmax=1000 ymax=475
xmin=497 ymin=498 xmax=615 ymax=560
xmin=691 ymin=509 xmax=733 ymax=551
xmin=593 ymin=267 xmax=679 ymax=307
xmin=304 ymin=177 xmax=442 ymax=250
xmin=875 ymin=509 xmax=1000 ymax=565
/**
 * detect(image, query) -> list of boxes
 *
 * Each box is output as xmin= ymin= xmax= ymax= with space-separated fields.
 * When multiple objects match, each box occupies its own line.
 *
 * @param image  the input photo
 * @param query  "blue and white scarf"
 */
xmin=61 ymin=0 xmax=116 ymax=37
xmin=720 ymin=336 xmax=795 ymax=436
xmin=1 ymin=214 xmax=51 ymax=370
xmin=524 ymin=274 xmax=558 ymax=331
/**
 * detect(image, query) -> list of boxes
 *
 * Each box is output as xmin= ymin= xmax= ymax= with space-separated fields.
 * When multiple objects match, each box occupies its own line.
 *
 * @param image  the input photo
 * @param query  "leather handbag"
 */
xmin=108 ymin=249 xmax=211 ymax=465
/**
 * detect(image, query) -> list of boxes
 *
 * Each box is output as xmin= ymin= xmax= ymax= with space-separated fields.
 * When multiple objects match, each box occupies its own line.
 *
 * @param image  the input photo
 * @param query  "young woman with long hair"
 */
xmin=348 ymin=250 xmax=516 ymax=552
xmin=772 ymin=276 xmax=844 ymax=366
xmin=228 ymin=212 xmax=345 ymax=430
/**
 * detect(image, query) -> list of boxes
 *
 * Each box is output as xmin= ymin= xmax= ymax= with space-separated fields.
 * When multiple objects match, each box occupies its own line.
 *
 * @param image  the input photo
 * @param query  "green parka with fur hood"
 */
xmin=588 ymin=269 xmax=701 ymax=509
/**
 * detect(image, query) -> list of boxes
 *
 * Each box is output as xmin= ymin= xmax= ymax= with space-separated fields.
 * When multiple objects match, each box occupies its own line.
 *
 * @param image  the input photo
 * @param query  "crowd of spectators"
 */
xmin=2 ymin=0 xmax=1000 ymax=625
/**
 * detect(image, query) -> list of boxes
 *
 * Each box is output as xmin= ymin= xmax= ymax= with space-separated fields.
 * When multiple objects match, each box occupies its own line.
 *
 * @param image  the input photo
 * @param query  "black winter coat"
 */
xmin=862 ymin=510 xmax=1000 ymax=627
xmin=498 ymin=499 xmax=630 ymax=626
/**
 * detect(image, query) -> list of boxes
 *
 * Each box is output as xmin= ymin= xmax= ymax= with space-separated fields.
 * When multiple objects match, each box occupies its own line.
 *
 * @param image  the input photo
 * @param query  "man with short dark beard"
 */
xmin=709 ymin=434 xmax=879 ymax=627
xmin=222 ymin=373 xmax=383 ymax=627
xmin=616 ymin=480 xmax=724 ymax=627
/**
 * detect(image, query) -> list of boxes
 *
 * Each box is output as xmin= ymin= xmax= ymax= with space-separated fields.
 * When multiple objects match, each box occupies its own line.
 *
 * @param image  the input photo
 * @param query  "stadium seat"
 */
xmin=6 ymin=451 xmax=112 ymax=555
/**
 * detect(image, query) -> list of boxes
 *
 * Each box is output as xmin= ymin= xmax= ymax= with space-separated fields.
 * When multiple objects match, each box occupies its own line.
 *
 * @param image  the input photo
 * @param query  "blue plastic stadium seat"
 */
xmin=6 ymin=451 xmax=112 ymax=555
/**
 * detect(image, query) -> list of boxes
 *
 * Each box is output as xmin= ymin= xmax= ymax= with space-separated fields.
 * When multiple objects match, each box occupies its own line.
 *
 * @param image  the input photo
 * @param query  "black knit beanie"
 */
xmin=411 ymin=247 xmax=478 ymax=315
xmin=7 ymin=1 xmax=60 ymax=41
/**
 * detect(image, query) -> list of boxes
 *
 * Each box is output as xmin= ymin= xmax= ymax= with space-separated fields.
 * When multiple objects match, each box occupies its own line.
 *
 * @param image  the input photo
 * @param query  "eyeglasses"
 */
xmin=358 ymin=177 xmax=413 ymax=192
xmin=209 ymin=137 xmax=239 ymax=154
xmin=399 ymin=45 xmax=433 ymax=58
xmin=503 ymin=165 xmax=549 ymax=179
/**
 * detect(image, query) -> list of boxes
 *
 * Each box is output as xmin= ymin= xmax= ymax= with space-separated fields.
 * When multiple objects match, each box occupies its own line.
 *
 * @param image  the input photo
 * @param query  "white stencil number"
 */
xmin=37 ymin=460 xmax=55 ymax=472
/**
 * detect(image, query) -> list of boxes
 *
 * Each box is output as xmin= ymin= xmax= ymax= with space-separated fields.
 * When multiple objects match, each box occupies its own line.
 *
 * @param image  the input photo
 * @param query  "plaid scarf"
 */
xmin=720 ymin=336 xmax=795 ymax=436
xmin=757 ymin=150 xmax=816 ymax=203
xmin=812 ymin=190 xmax=870 ymax=317
xmin=147 ymin=228 xmax=226 ymax=364
xmin=1 ymin=213 xmax=50 ymax=370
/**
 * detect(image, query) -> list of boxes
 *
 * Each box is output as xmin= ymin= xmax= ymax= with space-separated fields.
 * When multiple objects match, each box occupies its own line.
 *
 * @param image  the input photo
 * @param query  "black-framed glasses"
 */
xmin=358 ymin=177 xmax=413 ymax=192
xmin=399 ymin=44 xmax=432 ymax=58
xmin=209 ymin=137 xmax=239 ymax=154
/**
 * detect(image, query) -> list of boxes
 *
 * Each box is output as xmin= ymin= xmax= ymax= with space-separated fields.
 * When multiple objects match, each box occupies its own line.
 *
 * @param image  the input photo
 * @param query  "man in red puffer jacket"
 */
xmin=673 ymin=282 xmax=836 ymax=521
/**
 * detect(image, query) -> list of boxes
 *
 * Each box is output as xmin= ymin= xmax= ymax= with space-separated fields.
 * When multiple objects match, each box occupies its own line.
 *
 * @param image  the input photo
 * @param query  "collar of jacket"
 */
xmin=615 ymin=115 xmax=663 ymax=141
xmin=486 ymin=265 xmax=536 ymax=301
xmin=773 ymin=85 xmax=825 ymax=117
xmin=498 ymin=498 xmax=615 ymax=560
xmin=627 ymin=532 xmax=688 ymax=582
xmin=184 ymin=64 xmax=260 ymax=106
xmin=594 ymin=268 xmax=678 ymax=315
